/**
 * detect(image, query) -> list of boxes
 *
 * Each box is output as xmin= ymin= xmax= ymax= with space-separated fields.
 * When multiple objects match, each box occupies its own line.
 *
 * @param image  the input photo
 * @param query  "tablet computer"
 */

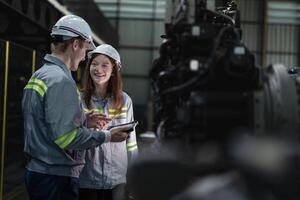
xmin=107 ymin=121 xmax=139 ymax=133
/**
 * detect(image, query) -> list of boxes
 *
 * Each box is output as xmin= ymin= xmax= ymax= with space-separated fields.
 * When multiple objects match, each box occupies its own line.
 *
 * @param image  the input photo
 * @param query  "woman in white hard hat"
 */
xmin=79 ymin=44 xmax=138 ymax=200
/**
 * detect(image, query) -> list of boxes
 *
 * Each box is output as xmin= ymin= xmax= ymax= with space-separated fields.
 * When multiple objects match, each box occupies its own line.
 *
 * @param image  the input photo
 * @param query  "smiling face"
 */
xmin=89 ymin=54 xmax=114 ymax=86
xmin=82 ymin=52 xmax=123 ymax=110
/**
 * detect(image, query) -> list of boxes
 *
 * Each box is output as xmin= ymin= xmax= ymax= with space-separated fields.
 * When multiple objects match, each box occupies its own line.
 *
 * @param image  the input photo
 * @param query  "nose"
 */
xmin=94 ymin=66 xmax=103 ymax=73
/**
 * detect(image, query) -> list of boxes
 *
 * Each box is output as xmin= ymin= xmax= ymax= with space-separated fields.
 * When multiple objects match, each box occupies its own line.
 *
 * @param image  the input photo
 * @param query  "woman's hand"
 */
xmin=86 ymin=111 xmax=111 ymax=129
xmin=110 ymin=127 xmax=130 ymax=142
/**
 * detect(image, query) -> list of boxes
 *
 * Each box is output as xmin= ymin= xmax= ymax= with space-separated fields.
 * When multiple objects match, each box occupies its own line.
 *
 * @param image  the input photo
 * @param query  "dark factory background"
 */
xmin=0 ymin=0 xmax=299 ymax=199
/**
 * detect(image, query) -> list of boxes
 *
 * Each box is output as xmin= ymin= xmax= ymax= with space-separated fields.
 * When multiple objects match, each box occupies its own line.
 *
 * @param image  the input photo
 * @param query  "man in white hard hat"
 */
xmin=22 ymin=15 xmax=129 ymax=200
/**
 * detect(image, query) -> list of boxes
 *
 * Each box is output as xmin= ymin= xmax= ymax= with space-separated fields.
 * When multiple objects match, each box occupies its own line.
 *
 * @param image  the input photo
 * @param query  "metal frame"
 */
xmin=0 ymin=41 xmax=10 ymax=200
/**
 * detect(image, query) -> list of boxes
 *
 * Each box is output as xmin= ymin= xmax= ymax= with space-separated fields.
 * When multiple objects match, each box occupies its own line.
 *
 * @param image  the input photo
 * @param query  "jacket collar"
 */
xmin=91 ymin=94 xmax=111 ymax=102
xmin=44 ymin=54 xmax=72 ymax=78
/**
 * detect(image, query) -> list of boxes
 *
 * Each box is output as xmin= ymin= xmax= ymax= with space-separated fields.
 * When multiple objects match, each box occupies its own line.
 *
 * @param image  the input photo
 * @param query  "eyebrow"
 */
xmin=91 ymin=61 xmax=110 ymax=65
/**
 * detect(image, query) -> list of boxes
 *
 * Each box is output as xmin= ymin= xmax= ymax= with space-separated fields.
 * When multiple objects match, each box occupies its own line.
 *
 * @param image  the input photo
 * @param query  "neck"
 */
xmin=95 ymin=83 xmax=109 ymax=99
xmin=51 ymin=51 xmax=71 ymax=70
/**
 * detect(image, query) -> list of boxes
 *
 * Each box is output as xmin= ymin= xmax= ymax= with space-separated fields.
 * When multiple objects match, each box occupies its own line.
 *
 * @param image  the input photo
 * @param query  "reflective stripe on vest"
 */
xmin=108 ymin=107 xmax=128 ymax=113
xmin=83 ymin=108 xmax=104 ymax=113
xmin=109 ymin=112 xmax=127 ymax=118
xmin=108 ymin=106 xmax=128 ymax=118
xmin=76 ymin=88 xmax=81 ymax=101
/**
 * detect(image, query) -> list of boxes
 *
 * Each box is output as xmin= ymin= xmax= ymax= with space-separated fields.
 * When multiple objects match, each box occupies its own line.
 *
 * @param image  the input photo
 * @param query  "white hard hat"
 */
xmin=51 ymin=15 xmax=96 ymax=49
xmin=88 ymin=44 xmax=122 ymax=69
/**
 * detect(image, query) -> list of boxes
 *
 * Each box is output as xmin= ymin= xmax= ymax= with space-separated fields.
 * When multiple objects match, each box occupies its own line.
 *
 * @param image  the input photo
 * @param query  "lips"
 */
xmin=94 ymin=73 xmax=105 ymax=78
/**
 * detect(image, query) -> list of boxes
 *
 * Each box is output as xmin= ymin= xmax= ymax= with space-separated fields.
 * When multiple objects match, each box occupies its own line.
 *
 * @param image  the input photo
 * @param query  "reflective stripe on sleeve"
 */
xmin=24 ymin=84 xmax=45 ymax=97
xmin=54 ymin=129 xmax=77 ymax=150
xmin=127 ymin=142 xmax=137 ymax=152
xmin=24 ymin=78 xmax=48 ymax=97
xmin=29 ymin=78 xmax=48 ymax=91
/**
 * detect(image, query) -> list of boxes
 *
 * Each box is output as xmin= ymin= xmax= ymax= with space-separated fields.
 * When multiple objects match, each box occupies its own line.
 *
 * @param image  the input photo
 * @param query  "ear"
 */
xmin=72 ymin=39 xmax=80 ymax=50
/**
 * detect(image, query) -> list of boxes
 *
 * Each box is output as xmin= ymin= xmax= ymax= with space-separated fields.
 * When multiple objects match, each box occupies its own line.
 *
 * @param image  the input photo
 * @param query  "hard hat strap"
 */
xmin=51 ymin=35 xmax=74 ymax=43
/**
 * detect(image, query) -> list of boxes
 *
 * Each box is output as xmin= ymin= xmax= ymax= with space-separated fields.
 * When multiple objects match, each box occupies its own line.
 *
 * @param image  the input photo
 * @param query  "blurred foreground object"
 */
xmin=128 ymin=0 xmax=300 ymax=199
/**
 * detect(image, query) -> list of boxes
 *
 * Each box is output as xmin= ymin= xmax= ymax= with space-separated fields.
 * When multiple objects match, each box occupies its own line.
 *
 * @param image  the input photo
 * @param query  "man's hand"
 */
xmin=110 ymin=127 xmax=130 ymax=142
xmin=86 ymin=111 xmax=111 ymax=129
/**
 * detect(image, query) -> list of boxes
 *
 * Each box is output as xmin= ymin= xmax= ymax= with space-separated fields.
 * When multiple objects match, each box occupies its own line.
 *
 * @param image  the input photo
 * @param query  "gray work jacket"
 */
xmin=79 ymin=92 xmax=138 ymax=189
xmin=22 ymin=54 xmax=110 ymax=178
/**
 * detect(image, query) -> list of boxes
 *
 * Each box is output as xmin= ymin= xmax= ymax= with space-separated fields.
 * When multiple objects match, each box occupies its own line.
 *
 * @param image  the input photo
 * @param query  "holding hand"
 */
xmin=86 ymin=111 xmax=111 ymax=129
xmin=110 ymin=127 xmax=131 ymax=142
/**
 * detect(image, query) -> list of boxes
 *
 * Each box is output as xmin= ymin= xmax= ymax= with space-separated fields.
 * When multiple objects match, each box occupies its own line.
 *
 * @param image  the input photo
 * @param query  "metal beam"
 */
xmin=0 ymin=0 xmax=107 ymax=51
xmin=64 ymin=0 xmax=119 ymax=47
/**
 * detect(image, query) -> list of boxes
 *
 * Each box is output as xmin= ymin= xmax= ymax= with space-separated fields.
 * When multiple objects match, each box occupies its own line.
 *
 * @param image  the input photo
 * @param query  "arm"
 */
xmin=126 ymin=96 xmax=139 ymax=161
xmin=45 ymin=80 xmax=124 ymax=150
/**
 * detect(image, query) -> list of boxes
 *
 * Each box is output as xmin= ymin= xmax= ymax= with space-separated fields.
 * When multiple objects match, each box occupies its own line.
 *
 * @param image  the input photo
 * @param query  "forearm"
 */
xmin=54 ymin=126 xmax=111 ymax=150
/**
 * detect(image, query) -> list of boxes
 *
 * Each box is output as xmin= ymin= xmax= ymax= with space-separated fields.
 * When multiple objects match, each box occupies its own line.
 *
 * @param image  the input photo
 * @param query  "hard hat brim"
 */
xmin=88 ymin=40 xmax=96 ymax=50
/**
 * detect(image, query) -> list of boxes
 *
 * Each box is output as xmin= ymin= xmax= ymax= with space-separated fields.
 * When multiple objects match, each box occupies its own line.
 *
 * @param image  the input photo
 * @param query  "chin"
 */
xmin=96 ymin=80 xmax=104 ymax=85
xmin=93 ymin=79 xmax=106 ymax=86
xmin=70 ymin=66 xmax=78 ymax=71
